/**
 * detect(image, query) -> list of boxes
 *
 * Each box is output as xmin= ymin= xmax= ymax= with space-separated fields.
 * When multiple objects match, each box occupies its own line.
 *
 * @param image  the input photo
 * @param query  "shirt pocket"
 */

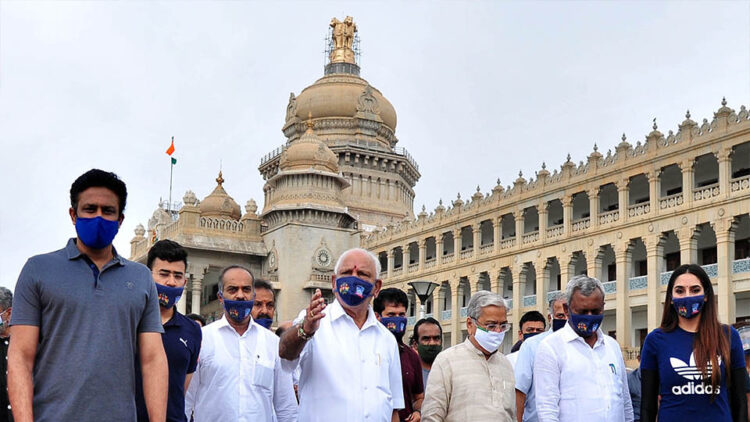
xmin=253 ymin=359 xmax=275 ymax=392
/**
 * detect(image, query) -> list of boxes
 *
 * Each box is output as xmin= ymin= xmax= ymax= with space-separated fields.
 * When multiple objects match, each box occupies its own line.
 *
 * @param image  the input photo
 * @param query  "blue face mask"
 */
xmin=155 ymin=283 xmax=183 ymax=309
xmin=255 ymin=318 xmax=274 ymax=329
xmin=335 ymin=276 xmax=374 ymax=307
xmin=673 ymin=295 xmax=705 ymax=319
xmin=219 ymin=293 xmax=254 ymax=323
xmin=523 ymin=331 xmax=541 ymax=341
xmin=569 ymin=311 xmax=603 ymax=338
xmin=380 ymin=316 xmax=407 ymax=342
xmin=552 ymin=318 xmax=567 ymax=332
xmin=75 ymin=216 xmax=119 ymax=249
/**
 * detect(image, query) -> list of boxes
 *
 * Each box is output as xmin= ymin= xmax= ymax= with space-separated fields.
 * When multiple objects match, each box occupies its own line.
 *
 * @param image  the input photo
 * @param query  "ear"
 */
xmin=118 ymin=213 xmax=125 ymax=226
xmin=372 ymin=279 xmax=383 ymax=297
xmin=376 ymin=313 xmax=382 ymax=322
xmin=69 ymin=207 xmax=77 ymax=224
xmin=563 ymin=303 xmax=570 ymax=318
xmin=331 ymin=274 xmax=337 ymax=292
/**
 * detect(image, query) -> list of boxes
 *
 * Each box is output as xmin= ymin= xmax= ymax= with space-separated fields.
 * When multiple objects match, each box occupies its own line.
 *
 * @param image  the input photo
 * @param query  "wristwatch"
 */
xmin=297 ymin=322 xmax=314 ymax=341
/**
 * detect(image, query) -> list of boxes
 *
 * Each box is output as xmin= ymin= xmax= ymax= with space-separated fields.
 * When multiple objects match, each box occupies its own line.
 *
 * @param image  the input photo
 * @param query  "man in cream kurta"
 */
xmin=421 ymin=291 xmax=515 ymax=421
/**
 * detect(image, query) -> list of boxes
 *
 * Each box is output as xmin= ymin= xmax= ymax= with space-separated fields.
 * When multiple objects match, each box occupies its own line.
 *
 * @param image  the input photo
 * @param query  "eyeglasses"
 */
xmin=153 ymin=269 xmax=185 ymax=282
xmin=473 ymin=318 xmax=512 ymax=333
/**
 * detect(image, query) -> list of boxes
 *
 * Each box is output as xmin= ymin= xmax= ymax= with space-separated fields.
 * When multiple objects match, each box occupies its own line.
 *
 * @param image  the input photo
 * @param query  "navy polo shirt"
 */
xmin=11 ymin=238 xmax=163 ymax=422
xmin=135 ymin=310 xmax=201 ymax=422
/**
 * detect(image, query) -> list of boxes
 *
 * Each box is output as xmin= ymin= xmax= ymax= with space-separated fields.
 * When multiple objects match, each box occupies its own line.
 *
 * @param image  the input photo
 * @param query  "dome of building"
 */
xmin=279 ymin=119 xmax=339 ymax=173
xmin=199 ymin=171 xmax=242 ymax=220
xmin=292 ymin=73 xmax=397 ymax=131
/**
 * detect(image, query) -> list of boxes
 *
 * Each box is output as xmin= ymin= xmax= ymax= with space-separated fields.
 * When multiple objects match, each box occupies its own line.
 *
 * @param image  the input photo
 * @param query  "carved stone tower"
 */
xmin=259 ymin=16 xmax=421 ymax=230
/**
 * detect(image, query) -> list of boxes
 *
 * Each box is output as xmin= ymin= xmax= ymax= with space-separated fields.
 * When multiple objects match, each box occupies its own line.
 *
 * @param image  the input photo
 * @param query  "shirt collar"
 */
xmin=329 ymin=299 xmax=378 ymax=330
xmin=559 ymin=320 xmax=605 ymax=347
xmin=464 ymin=337 xmax=489 ymax=357
xmin=65 ymin=238 xmax=124 ymax=265
xmin=217 ymin=315 xmax=256 ymax=336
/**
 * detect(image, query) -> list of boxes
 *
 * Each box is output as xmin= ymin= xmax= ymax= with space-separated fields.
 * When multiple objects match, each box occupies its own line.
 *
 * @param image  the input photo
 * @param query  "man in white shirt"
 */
xmin=533 ymin=275 xmax=633 ymax=422
xmin=279 ymin=248 xmax=404 ymax=422
xmin=186 ymin=265 xmax=297 ymax=422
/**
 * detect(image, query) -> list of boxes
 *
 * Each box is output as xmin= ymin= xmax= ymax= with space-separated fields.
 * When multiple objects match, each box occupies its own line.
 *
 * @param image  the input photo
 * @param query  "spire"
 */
xmin=326 ymin=16 xmax=360 ymax=75
xmin=216 ymin=171 xmax=224 ymax=187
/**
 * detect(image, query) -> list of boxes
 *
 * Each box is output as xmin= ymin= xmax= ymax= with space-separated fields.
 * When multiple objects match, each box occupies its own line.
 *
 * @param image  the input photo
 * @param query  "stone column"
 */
xmin=562 ymin=196 xmax=572 ymax=238
xmin=648 ymin=170 xmax=661 ymax=217
xmin=451 ymin=281 xmax=460 ymax=346
xmin=588 ymin=188 xmax=600 ymax=229
xmin=646 ymin=235 xmax=664 ymax=331
xmin=678 ymin=226 xmax=698 ymax=267
xmin=586 ymin=248 xmax=602 ymax=281
xmin=715 ymin=217 xmax=736 ymax=324
xmin=536 ymin=260 xmax=548 ymax=315
xmin=617 ymin=179 xmax=629 ymax=223
xmin=436 ymin=235 xmax=444 ymax=269
xmin=515 ymin=210 xmax=525 ymax=248
xmin=402 ymin=245 xmax=410 ymax=271
xmin=188 ymin=264 xmax=207 ymax=315
xmin=680 ymin=158 xmax=694 ymax=209
xmin=493 ymin=269 xmax=503 ymax=296
xmin=717 ymin=148 xmax=732 ymax=199
xmin=559 ymin=253 xmax=572 ymax=287
xmin=418 ymin=239 xmax=426 ymax=272
xmin=473 ymin=223 xmax=481 ymax=256
xmin=493 ymin=217 xmax=501 ymax=253
xmin=453 ymin=228 xmax=461 ymax=259
xmin=387 ymin=249 xmax=395 ymax=275
xmin=512 ymin=266 xmax=523 ymax=344
xmin=538 ymin=202 xmax=549 ymax=241
xmin=615 ymin=243 xmax=632 ymax=347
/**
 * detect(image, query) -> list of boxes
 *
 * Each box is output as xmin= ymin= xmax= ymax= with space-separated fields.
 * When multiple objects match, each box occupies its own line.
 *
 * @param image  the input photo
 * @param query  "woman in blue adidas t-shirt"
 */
xmin=640 ymin=264 xmax=748 ymax=421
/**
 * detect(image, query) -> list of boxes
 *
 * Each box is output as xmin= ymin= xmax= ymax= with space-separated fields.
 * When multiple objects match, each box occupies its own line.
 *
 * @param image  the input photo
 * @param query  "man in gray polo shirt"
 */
xmin=8 ymin=169 xmax=168 ymax=422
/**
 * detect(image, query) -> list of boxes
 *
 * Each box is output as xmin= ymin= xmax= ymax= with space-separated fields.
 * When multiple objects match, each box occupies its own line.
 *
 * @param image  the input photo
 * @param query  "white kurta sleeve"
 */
xmin=273 ymin=352 xmax=299 ymax=422
xmin=420 ymin=353 xmax=450 ymax=422
xmin=533 ymin=340 xmax=561 ymax=422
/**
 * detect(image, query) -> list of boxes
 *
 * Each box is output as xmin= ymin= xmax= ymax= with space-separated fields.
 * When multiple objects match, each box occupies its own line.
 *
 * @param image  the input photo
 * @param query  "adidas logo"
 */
xmin=670 ymin=352 xmax=722 ymax=395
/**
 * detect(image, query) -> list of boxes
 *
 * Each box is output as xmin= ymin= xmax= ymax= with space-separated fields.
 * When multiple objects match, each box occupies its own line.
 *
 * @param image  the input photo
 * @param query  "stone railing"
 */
xmin=199 ymin=217 xmax=244 ymax=233
xmin=693 ymin=183 xmax=720 ymax=201
xmin=506 ymin=298 xmax=513 ymax=309
xmin=571 ymin=217 xmax=591 ymax=232
xmin=731 ymin=175 xmax=750 ymax=193
xmin=734 ymin=257 xmax=750 ymax=274
xmin=629 ymin=275 xmax=647 ymax=290
xmin=392 ymin=267 xmax=403 ymax=277
xmin=522 ymin=231 xmax=539 ymax=244
xmin=522 ymin=295 xmax=537 ymax=307
xmin=424 ymin=259 xmax=436 ymax=269
xmin=407 ymin=316 xmax=416 ymax=325
xmin=442 ymin=253 xmax=454 ymax=264
xmin=546 ymin=224 xmax=564 ymax=238
xmin=460 ymin=307 xmax=468 ymax=318
xmin=425 ymin=313 xmax=434 ymax=319
xmin=602 ymin=281 xmax=617 ymax=294
xmin=442 ymin=309 xmax=452 ymax=320
xmin=381 ymin=270 xmax=388 ymax=278
xmin=479 ymin=243 xmax=494 ymax=255
xmin=546 ymin=290 xmax=562 ymax=301
xmin=660 ymin=271 xmax=673 ymax=285
xmin=460 ymin=249 xmax=474 ymax=259
xmin=501 ymin=238 xmax=515 ymax=249
xmin=702 ymin=263 xmax=718 ymax=278
xmin=408 ymin=263 xmax=418 ymax=273
xmin=599 ymin=210 xmax=619 ymax=225
xmin=659 ymin=192 xmax=683 ymax=210
xmin=628 ymin=203 xmax=650 ymax=217
xmin=623 ymin=347 xmax=641 ymax=362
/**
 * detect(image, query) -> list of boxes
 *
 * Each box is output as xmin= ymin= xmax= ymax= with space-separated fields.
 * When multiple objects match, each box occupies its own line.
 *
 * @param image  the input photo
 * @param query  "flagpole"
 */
xmin=168 ymin=136 xmax=174 ymax=213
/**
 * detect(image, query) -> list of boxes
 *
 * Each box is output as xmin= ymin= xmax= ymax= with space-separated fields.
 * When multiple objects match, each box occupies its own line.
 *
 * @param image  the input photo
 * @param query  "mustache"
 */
xmin=256 ymin=313 xmax=273 ymax=319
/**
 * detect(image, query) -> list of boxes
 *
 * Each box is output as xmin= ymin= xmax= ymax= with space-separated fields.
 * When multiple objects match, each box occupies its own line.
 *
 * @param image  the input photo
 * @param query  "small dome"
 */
xmin=199 ymin=171 xmax=242 ymax=220
xmin=293 ymin=73 xmax=397 ymax=130
xmin=280 ymin=119 xmax=339 ymax=173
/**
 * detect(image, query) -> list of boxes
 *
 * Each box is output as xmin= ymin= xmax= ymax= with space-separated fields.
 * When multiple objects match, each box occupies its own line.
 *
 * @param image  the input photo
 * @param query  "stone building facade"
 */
xmin=362 ymin=102 xmax=750 ymax=355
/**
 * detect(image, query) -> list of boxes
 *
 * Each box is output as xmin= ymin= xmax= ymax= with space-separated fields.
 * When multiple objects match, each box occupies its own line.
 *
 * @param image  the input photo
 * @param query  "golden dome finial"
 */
xmin=305 ymin=112 xmax=314 ymax=132
xmin=329 ymin=16 xmax=357 ymax=64
xmin=216 ymin=171 xmax=224 ymax=186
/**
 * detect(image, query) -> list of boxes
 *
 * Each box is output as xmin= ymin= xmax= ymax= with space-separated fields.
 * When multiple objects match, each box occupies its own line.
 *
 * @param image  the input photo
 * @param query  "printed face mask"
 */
xmin=155 ymin=283 xmax=184 ymax=308
xmin=673 ymin=295 xmax=705 ymax=319
xmin=417 ymin=344 xmax=442 ymax=363
xmin=75 ymin=216 xmax=119 ymax=249
xmin=552 ymin=318 xmax=567 ymax=332
xmin=473 ymin=324 xmax=506 ymax=353
xmin=568 ymin=310 xmax=603 ymax=338
xmin=380 ymin=316 xmax=407 ymax=341
xmin=255 ymin=318 xmax=274 ymax=329
xmin=335 ymin=276 xmax=374 ymax=307
xmin=219 ymin=292 xmax=254 ymax=323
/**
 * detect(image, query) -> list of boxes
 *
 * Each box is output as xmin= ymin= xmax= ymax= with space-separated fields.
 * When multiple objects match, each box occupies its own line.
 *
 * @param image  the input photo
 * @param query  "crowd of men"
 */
xmin=3 ymin=168 xmax=748 ymax=422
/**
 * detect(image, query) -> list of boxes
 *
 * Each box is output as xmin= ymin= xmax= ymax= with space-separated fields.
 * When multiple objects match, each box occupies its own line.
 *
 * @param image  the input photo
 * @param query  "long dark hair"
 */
xmin=660 ymin=264 xmax=730 ymax=394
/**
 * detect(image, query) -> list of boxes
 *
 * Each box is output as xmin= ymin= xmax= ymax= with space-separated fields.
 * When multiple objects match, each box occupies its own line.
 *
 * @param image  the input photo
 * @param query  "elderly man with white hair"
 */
xmin=279 ymin=247 xmax=404 ymax=422
xmin=533 ymin=275 xmax=633 ymax=422
xmin=421 ymin=290 xmax=515 ymax=422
